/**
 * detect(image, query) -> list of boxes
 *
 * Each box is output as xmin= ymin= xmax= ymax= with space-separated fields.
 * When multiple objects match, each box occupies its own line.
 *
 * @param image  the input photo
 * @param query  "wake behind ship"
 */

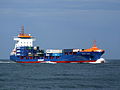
xmin=10 ymin=26 xmax=105 ymax=63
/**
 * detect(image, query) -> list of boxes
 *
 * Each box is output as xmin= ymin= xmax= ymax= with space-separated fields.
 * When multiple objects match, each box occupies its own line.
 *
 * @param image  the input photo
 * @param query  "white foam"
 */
xmin=0 ymin=60 xmax=16 ymax=63
xmin=89 ymin=58 xmax=105 ymax=64
xmin=42 ymin=61 xmax=57 ymax=64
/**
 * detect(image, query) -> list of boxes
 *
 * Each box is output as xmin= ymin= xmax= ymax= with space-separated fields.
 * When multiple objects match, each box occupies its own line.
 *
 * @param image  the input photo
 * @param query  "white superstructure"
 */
xmin=14 ymin=36 xmax=35 ymax=48
xmin=14 ymin=25 xmax=35 ymax=48
xmin=11 ymin=25 xmax=35 ymax=55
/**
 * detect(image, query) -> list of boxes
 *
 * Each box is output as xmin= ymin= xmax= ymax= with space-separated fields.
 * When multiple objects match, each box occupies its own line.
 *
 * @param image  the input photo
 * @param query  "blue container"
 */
xmin=16 ymin=47 xmax=26 ymax=50
xmin=16 ymin=53 xmax=28 ymax=56
xmin=16 ymin=50 xmax=25 ymax=53
xmin=52 ymin=53 xmax=61 ymax=56
xmin=33 ymin=50 xmax=37 ymax=53
xmin=17 ymin=50 xmax=28 ymax=53
xmin=45 ymin=53 xmax=52 ymax=56
xmin=22 ymin=53 xmax=28 ymax=55
xmin=20 ymin=47 xmax=27 ymax=49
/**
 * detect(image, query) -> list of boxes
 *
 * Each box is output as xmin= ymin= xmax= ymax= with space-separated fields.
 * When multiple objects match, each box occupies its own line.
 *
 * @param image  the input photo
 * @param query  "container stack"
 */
xmin=16 ymin=46 xmax=44 ymax=57
xmin=16 ymin=47 xmax=28 ymax=56
xmin=63 ymin=49 xmax=73 ymax=53
xmin=46 ymin=49 xmax=62 ymax=53
xmin=46 ymin=49 xmax=62 ymax=56
xmin=73 ymin=49 xmax=80 ymax=52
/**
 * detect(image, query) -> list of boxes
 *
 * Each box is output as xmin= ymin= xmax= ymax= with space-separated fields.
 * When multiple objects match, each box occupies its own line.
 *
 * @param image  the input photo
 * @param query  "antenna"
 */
xmin=93 ymin=40 xmax=97 ymax=47
xmin=21 ymin=25 xmax=24 ymax=35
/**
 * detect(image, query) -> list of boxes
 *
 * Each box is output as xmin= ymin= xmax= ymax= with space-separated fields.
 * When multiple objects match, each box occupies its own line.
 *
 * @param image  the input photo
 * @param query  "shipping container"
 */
xmin=28 ymin=49 xmax=34 ymax=52
xmin=16 ymin=53 xmax=21 ymax=56
xmin=52 ymin=53 xmax=62 ymax=56
xmin=63 ymin=49 xmax=73 ymax=52
xmin=16 ymin=46 xmax=33 ymax=50
xmin=46 ymin=49 xmax=62 ymax=53
xmin=28 ymin=54 xmax=33 ymax=56
xmin=45 ymin=53 xmax=52 ymax=56
xmin=20 ymin=47 xmax=27 ymax=49
xmin=16 ymin=50 xmax=28 ymax=53
xmin=16 ymin=53 xmax=28 ymax=56
xmin=28 ymin=52 xmax=31 ymax=54
xmin=27 ymin=47 xmax=33 ymax=50
xmin=34 ymin=54 xmax=38 ymax=56
xmin=39 ymin=50 xmax=44 ymax=53
xmin=73 ymin=49 xmax=80 ymax=52
xmin=79 ymin=49 xmax=83 ymax=51
xmin=16 ymin=50 xmax=21 ymax=52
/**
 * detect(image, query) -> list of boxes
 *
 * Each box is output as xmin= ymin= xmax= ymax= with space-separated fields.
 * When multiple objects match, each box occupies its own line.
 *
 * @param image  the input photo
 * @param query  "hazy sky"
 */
xmin=0 ymin=0 xmax=120 ymax=59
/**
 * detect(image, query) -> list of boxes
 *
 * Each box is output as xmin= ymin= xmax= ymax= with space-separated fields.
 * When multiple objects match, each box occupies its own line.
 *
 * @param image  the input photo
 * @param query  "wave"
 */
xmin=0 ymin=60 xmax=16 ymax=63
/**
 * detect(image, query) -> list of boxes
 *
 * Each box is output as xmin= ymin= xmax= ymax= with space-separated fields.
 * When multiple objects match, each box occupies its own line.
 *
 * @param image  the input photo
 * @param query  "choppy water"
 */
xmin=0 ymin=59 xmax=120 ymax=90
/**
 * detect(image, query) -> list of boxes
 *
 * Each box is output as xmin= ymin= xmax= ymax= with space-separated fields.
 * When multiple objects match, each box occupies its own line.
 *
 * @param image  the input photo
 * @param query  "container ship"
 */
xmin=10 ymin=26 xmax=105 ymax=63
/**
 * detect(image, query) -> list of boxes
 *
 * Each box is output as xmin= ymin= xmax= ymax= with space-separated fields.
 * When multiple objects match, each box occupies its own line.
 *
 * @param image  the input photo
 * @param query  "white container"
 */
xmin=16 ymin=50 xmax=21 ymax=52
xmin=79 ymin=49 xmax=83 ymax=51
xmin=28 ymin=52 xmax=32 ymax=55
xmin=16 ymin=53 xmax=21 ymax=56
xmin=46 ymin=53 xmax=50 ymax=56
xmin=46 ymin=49 xmax=62 ymax=53
xmin=73 ymin=49 xmax=80 ymax=52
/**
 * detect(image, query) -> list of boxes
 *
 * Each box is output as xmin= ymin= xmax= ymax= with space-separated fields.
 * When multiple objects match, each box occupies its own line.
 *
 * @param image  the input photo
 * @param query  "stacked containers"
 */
xmin=63 ymin=49 xmax=73 ymax=55
xmin=63 ymin=49 xmax=73 ymax=53
xmin=73 ymin=49 xmax=80 ymax=52
xmin=46 ymin=49 xmax=62 ymax=56
xmin=29 ymin=46 xmax=44 ymax=57
xmin=16 ymin=47 xmax=28 ymax=56
xmin=36 ymin=50 xmax=44 ymax=56
xmin=46 ymin=49 xmax=62 ymax=53
xmin=33 ymin=46 xmax=44 ymax=56
xmin=16 ymin=46 xmax=44 ymax=57
xmin=27 ymin=47 xmax=34 ymax=56
xmin=52 ymin=53 xmax=62 ymax=56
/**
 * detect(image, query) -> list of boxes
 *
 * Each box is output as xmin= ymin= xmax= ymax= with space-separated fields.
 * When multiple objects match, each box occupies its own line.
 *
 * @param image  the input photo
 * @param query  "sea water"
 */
xmin=0 ymin=59 xmax=119 ymax=90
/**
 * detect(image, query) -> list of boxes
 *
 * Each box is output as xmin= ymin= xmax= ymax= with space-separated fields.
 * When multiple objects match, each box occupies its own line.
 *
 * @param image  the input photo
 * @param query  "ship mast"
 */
xmin=21 ymin=25 xmax=24 ymax=35
xmin=93 ymin=40 xmax=97 ymax=48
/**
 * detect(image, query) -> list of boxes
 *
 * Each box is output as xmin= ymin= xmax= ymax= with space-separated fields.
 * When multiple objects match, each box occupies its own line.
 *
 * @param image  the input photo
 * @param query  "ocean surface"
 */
xmin=0 ymin=59 xmax=120 ymax=90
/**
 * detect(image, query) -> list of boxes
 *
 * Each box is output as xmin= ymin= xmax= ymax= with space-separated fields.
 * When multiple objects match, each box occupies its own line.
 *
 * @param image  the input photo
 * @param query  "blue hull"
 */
xmin=10 ymin=52 xmax=104 ymax=63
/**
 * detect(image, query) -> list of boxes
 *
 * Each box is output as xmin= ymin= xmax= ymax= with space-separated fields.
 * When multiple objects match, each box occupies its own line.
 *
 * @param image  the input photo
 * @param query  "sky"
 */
xmin=0 ymin=0 xmax=120 ymax=59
